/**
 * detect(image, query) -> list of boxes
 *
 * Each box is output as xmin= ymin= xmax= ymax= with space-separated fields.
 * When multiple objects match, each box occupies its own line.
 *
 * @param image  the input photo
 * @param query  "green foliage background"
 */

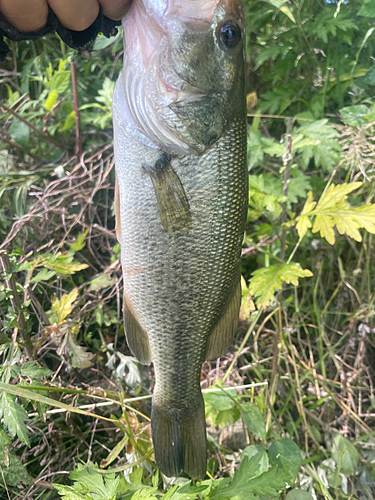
xmin=1 ymin=0 xmax=375 ymax=499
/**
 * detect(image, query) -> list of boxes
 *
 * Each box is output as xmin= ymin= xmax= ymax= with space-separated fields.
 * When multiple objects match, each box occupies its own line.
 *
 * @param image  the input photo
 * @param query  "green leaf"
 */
xmin=88 ymin=274 xmax=116 ymax=292
xmin=51 ymin=288 xmax=79 ymax=323
xmin=54 ymin=485 xmax=89 ymax=500
xmin=0 ymin=382 xmax=119 ymax=426
xmin=240 ymin=403 xmax=266 ymax=441
xmin=286 ymin=490 xmax=314 ymax=500
xmin=100 ymin=436 xmax=128 ymax=468
xmin=212 ymin=454 xmax=289 ymax=499
xmin=358 ymin=0 xmax=375 ymax=17
xmin=9 ymin=119 xmax=30 ymax=148
xmin=263 ymin=0 xmax=295 ymax=22
xmin=363 ymin=63 xmax=375 ymax=85
xmin=241 ymin=445 xmax=269 ymax=476
xmin=29 ymin=268 xmax=56 ymax=283
xmin=268 ymin=439 xmax=301 ymax=484
xmin=93 ymin=35 xmax=119 ymax=50
xmin=20 ymin=361 xmax=53 ymax=379
xmin=249 ymin=263 xmax=313 ymax=307
xmin=71 ymin=229 xmax=89 ymax=251
xmin=68 ymin=462 xmax=119 ymax=500
xmin=287 ymin=170 xmax=312 ymax=205
xmin=204 ymin=389 xmax=237 ymax=411
xmin=46 ymin=70 xmax=71 ymax=93
xmin=44 ymin=89 xmax=58 ymax=111
xmin=0 ymin=427 xmax=32 ymax=486
xmin=0 ymin=392 xmax=30 ymax=445
xmin=331 ymin=433 xmax=359 ymax=475
xmin=61 ymin=111 xmax=76 ymax=131
xmin=68 ymin=334 xmax=94 ymax=369
xmin=296 ymin=120 xmax=341 ymax=172
xmin=340 ymin=105 xmax=371 ymax=126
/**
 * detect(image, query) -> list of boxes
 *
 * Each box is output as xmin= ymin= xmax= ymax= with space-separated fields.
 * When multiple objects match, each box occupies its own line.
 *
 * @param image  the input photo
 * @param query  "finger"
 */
xmin=98 ymin=0 xmax=132 ymax=21
xmin=0 ymin=0 xmax=48 ymax=32
xmin=47 ymin=0 xmax=100 ymax=31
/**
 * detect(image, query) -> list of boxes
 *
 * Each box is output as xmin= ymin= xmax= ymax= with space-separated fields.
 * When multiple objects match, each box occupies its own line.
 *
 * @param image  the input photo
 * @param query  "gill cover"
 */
xmin=121 ymin=0 xmax=246 ymax=154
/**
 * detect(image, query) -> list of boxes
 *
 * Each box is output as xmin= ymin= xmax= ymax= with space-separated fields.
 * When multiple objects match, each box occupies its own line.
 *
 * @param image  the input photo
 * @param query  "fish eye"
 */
xmin=218 ymin=20 xmax=241 ymax=49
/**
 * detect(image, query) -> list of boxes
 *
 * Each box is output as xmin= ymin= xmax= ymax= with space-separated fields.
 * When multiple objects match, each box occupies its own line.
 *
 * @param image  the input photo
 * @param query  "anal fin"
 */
xmin=205 ymin=281 xmax=241 ymax=361
xmin=124 ymin=299 xmax=152 ymax=365
xmin=143 ymin=153 xmax=192 ymax=235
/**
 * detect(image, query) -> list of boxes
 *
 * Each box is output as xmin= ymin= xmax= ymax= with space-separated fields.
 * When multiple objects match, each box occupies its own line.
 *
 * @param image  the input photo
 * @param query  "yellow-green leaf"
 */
xmin=44 ymin=89 xmax=58 ymax=111
xmin=51 ymin=288 xmax=78 ymax=323
xmin=249 ymin=263 xmax=313 ymax=307
xmin=315 ymin=183 xmax=362 ymax=212
xmin=298 ymin=183 xmax=375 ymax=245
xmin=296 ymin=191 xmax=316 ymax=239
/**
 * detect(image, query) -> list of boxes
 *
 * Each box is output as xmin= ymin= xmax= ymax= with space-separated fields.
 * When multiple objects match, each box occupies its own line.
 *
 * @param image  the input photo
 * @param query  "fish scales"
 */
xmin=113 ymin=0 xmax=247 ymax=478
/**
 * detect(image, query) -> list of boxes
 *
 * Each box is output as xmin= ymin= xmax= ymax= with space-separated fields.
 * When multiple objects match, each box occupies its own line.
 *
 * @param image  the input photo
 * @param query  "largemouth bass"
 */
xmin=113 ymin=0 xmax=247 ymax=479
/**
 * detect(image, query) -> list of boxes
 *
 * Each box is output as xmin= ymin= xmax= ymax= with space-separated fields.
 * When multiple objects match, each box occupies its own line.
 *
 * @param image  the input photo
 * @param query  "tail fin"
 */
xmin=151 ymin=393 xmax=207 ymax=479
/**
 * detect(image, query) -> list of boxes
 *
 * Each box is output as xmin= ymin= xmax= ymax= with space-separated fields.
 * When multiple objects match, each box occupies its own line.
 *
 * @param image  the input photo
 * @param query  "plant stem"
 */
xmin=0 ymin=103 xmax=66 ymax=152
xmin=0 ymin=251 xmax=34 ymax=359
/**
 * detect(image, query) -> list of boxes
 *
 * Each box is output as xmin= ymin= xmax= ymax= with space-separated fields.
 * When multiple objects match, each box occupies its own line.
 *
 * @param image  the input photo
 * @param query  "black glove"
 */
xmin=0 ymin=6 xmax=121 ymax=60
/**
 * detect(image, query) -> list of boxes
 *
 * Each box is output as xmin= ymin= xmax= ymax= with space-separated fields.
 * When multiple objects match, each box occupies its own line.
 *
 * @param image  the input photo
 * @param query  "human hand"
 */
xmin=0 ymin=0 xmax=132 ymax=33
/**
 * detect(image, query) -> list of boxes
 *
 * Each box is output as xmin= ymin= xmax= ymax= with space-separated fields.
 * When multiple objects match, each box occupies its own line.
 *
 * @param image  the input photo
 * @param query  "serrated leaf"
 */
xmin=295 ymin=191 xmax=316 ymax=239
xmin=241 ymin=445 xmax=269 ymax=476
xmin=71 ymin=229 xmax=89 ymax=252
xmin=51 ymin=288 xmax=78 ymax=323
xmin=295 ymin=120 xmax=341 ymax=172
xmin=269 ymin=439 xmax=301 ymax=484
xmin=54 ymin=484 xmax=89 ymax=500
xmin=29 ymin=268 xmax=56 ymax=283
xmin=0 ymin=393 xmax=30 ymax=446
xmin=240 ymin=403 xmax=266 ymax=441
xmin=68 ymin=462 xmax=119 ymax=500
xmin=68 ymin=334 xmax=94 ymax=369
xmin=0 ymin=427 xmax=32 ymax=486
xmin=211 ymin=455 xmax=289 ymax=499
xmin=20 ymin=361 xmax=53 ymax=379
xmin=249 ymin=263 xmax=313 ymax=307
xmin=297 ymin=183 xmax=375 ymax=245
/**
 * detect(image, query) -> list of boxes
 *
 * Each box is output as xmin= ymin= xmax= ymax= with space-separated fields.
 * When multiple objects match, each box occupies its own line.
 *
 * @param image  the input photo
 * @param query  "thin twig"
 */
xmin=0 ymin=103 xmax=66 ymax=152
xmin=70 ymin=61 xmax=84 ymax=169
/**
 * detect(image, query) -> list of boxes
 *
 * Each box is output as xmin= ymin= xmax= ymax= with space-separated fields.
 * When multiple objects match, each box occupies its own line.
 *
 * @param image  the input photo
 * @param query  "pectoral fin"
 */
xmin=205 ymin=281 xmax=241 ymax=361
xmin=115 ymin=173 xmax=122 ymax=242
xmin=124 ymin=299 xmax=152 ymax=365
xmin=143 ymin=153 xmax=192 ymax=235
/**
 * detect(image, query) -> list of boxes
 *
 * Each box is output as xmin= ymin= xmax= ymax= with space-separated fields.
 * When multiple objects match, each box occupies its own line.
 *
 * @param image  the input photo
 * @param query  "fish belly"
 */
xmin=113 ymin=77 xmax=247 ymax=477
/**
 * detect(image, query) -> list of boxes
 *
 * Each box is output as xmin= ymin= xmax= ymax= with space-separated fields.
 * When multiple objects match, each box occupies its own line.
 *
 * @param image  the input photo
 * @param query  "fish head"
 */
xmin=121 ymin=0 xmax=246 ymax=154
